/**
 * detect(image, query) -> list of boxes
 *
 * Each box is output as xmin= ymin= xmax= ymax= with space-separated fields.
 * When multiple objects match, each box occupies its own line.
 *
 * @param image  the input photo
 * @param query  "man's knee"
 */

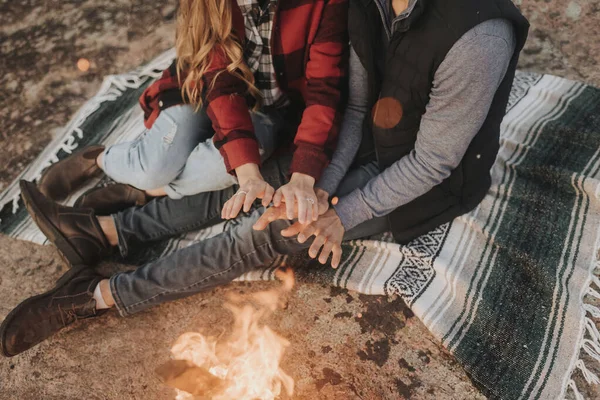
xmin=262 ymin=218 xmax=308 ymax=255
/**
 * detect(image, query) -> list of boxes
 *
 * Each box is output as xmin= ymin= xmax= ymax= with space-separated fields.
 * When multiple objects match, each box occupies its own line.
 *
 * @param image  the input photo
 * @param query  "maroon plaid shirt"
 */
xmin=140 ymin=0 xmax=348 ymax=180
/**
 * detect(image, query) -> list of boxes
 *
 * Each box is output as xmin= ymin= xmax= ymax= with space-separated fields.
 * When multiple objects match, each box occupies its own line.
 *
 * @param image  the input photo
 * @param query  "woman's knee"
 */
xmin=126 ymin=163 xmax=183 ymax=191
xmin=103 ymin=144 xmax=185 ymax=190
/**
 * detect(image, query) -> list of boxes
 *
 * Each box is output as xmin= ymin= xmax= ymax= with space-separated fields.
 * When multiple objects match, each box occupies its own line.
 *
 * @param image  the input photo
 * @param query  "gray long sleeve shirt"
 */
xmin=315 ymin=46 xmax=367 ymax=196
xmin=318 ymin=9 xmax=516 ymax=231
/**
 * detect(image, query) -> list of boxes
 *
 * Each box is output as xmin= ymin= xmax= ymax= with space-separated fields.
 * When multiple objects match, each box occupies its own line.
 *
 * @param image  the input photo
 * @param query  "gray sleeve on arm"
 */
xmin=316 ymin=46 xmax=369 ymax=195
xmin=334 ymin=19 xmax=517 ymax=230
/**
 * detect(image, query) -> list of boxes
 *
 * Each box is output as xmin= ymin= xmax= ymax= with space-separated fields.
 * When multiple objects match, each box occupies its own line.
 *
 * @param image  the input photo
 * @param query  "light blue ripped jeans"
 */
xmin=102 ymin=104 xmax=285 ymax=199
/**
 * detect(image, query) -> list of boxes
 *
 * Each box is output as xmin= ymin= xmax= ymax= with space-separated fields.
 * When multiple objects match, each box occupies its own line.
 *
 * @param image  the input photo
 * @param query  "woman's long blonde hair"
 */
xmin=176 ymin=0 xmax=261 ymax=109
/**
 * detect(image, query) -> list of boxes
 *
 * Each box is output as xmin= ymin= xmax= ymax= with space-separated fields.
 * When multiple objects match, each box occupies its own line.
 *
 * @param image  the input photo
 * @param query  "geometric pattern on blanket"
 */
xmin=1 ymin=48 xmax=599 ymax=400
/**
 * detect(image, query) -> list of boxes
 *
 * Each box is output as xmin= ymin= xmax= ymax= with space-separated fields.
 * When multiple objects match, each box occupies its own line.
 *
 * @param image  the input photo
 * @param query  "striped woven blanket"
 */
xmin=1 ymin=49 xmax=599 ymax=399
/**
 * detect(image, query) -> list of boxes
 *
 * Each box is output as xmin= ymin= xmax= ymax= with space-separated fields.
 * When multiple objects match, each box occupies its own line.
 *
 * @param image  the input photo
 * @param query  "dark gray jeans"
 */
xmin=109 ymin=157 xmax=388 ymax=316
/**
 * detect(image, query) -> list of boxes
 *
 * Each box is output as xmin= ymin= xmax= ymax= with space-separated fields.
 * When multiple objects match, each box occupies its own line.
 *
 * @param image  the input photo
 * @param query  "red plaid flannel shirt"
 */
xmin=140 ymin=0 xmax=348 ymax=180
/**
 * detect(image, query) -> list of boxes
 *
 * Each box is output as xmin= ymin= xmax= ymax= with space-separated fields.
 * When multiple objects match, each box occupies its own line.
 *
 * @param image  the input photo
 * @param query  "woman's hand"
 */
xmin=252 ymin=188 xmax=330 ymax=231
xmin=221 ymin=163 xmax=274 ymax=220
xmin=273 ymin=173 xmax=318 ymax=224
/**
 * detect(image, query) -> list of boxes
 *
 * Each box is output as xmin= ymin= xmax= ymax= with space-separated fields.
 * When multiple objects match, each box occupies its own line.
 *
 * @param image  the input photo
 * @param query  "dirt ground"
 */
xmin=0 ymin=1 xmax=599 ymax=399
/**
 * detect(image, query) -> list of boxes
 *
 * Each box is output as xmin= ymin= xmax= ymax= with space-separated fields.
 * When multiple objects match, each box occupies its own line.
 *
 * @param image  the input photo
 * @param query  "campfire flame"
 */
xmin=157 ymin=268 xmax=295 ymax=400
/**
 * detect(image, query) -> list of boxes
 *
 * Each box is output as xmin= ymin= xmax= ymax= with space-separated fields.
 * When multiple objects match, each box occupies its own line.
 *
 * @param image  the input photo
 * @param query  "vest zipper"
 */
xmin=371 ymin=0 xmax=390 ymax=167
xmin=373 ymin=0 xmax=392 ymax=40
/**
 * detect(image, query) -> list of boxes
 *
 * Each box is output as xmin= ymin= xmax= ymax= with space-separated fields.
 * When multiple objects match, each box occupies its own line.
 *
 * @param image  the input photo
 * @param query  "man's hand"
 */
xmin=222 ymin=163 xmax=274 ymax=220
xmin=315 ymin=188 xmax=329 ymax=215
xmin=282 ymin=208 xmax=345 ymax=269
xmin=273 ymin=173 xmax=318 ymax=224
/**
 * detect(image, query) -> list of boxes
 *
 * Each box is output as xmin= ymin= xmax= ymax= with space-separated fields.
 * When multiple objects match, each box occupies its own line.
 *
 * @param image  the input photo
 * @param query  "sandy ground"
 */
xmin=0 ymin=1 xmax=598 ymax=399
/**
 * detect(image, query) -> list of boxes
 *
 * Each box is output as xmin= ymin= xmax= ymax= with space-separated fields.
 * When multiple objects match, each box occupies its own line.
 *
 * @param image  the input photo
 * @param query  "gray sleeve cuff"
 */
xmin=315 ymin=167 xmax=342 ymax=197
xmin=333 ymin=189 xmax=373 ymax=231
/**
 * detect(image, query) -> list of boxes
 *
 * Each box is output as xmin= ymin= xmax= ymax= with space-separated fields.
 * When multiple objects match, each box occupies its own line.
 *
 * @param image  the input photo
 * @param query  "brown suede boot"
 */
xmin=0 ymin=264 xmax=106 ymax=357
xmin=74 ymin=184 xmax=148 ymax=216
xmin=20 ymin=180 xmax=112 ymax=266
xmin=38 ymin=145 xmax=105 ymax=202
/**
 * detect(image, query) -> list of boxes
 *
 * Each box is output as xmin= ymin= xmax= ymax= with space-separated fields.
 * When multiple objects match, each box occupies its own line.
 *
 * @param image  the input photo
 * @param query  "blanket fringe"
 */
xmin=568 ymin=260 xmax=600 ymax=398
xmin=575 ymin=359 xmax=600 ymax=385
xmin=586 ymin=318 xmax=600 ymax=342
xmin=568 ymin=379 xmax=585 ymax=400
xmin=567 ymin=264 xmax=600 ymax=399
xmin=586 ymin=286 xmax=600 ymax=300
xmin=582 ymin=338 xmax=600 ymax=363
xmin=583 ymin=303 xmax=600 ymax=318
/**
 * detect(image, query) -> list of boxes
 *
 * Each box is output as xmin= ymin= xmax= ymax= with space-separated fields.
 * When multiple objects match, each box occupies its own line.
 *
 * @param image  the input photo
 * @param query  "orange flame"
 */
xmin=160 ymin=268 xmax=295 ymax=400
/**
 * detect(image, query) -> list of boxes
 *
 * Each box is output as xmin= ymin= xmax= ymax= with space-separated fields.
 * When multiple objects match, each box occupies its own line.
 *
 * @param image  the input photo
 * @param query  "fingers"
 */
xmin=243 ymin=187 xmax=259 ymax=213
xmin=298 ymin=194 xmax=308 ymax=225
xmin=227 ymin=192 xmax=246 ymax=219
xmin=316 ymin=190 xmax=329 ymax=215
xmin=331 ymin=245 xmax=342 ymax=269
xmin=297 ymin=224 xmax=317 ymax=243
xmin=253 ymin=208 xmax=274 ymax=231
xmin=309 ymin=235 xmax=327 ymax=259
xmin=262 ymin=184 xmax=275 ymax=207
xmin=273 ymin=188 xmax=283 ymax=207
xmin=312 ymin=197 xmax=319 ymax=221
xmin=319 ymin=241 xmax=335 ymax=264
xmin=253 ymin=213 xmax=270 ymax=231
xmin=301 ymin=195 xmax=318 ymax=224
xmin=282 ymin=188 xmax=295 ymax=220
xmin=281 ymin=221 xmax=305 ymax=237
xmin=221 ymin=199 xmax=232 ymax=219
xmin=253 ymin=207 xmax=284 ymax=230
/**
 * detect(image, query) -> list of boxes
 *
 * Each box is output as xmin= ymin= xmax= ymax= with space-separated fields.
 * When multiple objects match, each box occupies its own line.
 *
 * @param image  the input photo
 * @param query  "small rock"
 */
xmin=6 ymin=80 xmax=18 ymax=91
xmin=566 ymin=1 xmax=582 ymax=20
xmin=315 ymin=368 xmax=342 ymax=390
xmin=161 ymin=4 xmax=178 ymax=19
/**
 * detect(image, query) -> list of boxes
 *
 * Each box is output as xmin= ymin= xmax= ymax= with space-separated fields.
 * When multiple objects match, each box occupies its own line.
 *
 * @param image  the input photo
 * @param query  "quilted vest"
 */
xmin=349 ymin=0 xmax=529 ymax=243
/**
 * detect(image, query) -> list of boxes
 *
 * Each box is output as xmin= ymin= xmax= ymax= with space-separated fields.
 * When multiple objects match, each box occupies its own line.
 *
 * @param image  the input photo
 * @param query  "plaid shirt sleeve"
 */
xmin=289 ymin=0 xmax=349 ymax=181
xmin=206 ymin=48 xmax=261 ymax=173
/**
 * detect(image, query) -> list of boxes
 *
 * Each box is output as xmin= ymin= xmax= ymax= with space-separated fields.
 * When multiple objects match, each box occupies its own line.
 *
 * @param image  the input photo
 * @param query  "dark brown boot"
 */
xmin=0 ymin=265 xmax=106 ymax=357
xmin=38 ymin=145 xmax=105 ymax=202
xmin=74 ymin=184 xmax=148 ymax=216
xmin=20 ymin=180 xmax=111 ymax=266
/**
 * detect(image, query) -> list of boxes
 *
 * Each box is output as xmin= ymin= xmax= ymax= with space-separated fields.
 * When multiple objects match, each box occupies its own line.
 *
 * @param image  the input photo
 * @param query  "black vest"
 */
xmin=349 ymin=0 xmax=529 ymax=243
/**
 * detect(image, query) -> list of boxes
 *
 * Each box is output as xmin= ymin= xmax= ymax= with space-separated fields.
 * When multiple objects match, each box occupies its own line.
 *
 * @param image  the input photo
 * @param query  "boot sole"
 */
xmin=0 ymin=264 xmax=89 ymax=357
xmin=20 ymin=181 xmax=86 ymax=266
